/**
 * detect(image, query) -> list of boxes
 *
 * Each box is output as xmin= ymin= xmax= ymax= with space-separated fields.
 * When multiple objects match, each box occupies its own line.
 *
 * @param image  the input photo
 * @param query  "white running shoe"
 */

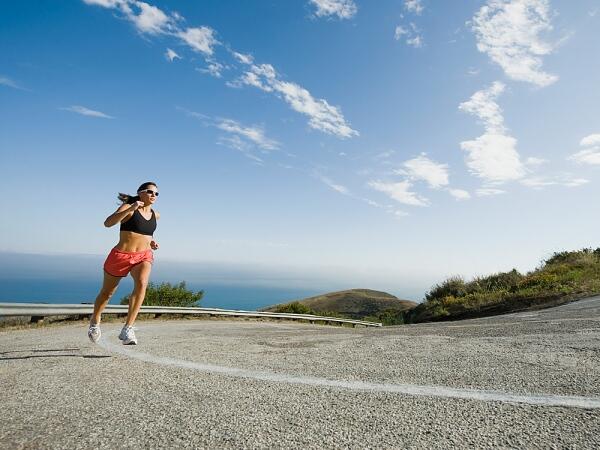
xmin=119 ymin=325 xmax=138 ymax=345
xmin=88 ymin=324 xmax=101 ymax=343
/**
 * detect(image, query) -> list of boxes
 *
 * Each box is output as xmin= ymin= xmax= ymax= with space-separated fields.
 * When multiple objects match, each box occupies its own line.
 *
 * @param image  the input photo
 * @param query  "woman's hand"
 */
xmin=128 ymin=201 xmax=144 ymax=212
xmin=150 ymin=240 xmax=160 ymax=250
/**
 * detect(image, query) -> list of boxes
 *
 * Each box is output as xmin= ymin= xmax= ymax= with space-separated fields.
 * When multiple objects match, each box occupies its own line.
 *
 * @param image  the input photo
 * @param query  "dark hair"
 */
xmin=117 ymin=181 xmax=157 ymax=204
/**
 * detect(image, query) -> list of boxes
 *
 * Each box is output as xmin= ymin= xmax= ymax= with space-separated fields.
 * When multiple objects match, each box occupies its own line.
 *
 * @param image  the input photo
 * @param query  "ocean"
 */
xmin=0 ymin=252 xmax=336 ymax=310
xmin=0 ymin=278 xmax=321 ymax=311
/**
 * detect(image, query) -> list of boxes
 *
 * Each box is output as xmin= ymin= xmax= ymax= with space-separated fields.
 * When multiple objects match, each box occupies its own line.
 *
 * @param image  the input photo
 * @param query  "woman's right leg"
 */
xmin=90 ymin=271 xmax=122 ymax=324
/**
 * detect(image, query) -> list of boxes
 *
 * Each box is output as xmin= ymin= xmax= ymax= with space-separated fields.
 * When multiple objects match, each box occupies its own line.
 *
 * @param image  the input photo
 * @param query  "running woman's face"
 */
xmin=138 ymin=185 xmax=159 ymax=205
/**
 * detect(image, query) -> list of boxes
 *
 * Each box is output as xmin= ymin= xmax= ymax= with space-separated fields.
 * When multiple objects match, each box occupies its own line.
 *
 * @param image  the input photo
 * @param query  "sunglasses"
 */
xmin=139 ymin=189 xmax=159 ymax=197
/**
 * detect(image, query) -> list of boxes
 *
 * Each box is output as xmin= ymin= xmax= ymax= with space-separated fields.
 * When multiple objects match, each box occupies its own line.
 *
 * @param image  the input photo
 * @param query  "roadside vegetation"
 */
xmin=363 ymin=309 xmax=407 ymax=326
xmin=120 ymin=281 xmax=203 ymax=307
xmin=403 ymin=248 xmax=600 ymax=323
xmin=272 ymin=301 xmax=348 ymax=319
xmin=114 ymin=248 xmax=600 ymax=324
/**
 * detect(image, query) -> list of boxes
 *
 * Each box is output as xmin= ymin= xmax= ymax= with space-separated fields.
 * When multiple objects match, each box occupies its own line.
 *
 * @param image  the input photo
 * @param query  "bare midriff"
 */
xmin=114 ymin=231 xmax=153 ymax=253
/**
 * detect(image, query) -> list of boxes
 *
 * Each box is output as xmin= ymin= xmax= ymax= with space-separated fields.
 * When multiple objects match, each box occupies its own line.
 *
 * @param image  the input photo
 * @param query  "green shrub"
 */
xmin=425 ymin=276 xmax=467 ymax=302
xmin=319 ymin=310 xmax=349 ymax=319
xmin=120 ymin=281 xmax=203 ymax=307
xmin=544 ymin=248 xmax=600 ymax=266
xmin=518 ymin=272 xmax=560 ymax=290
xmin=273 ymin=301 xmax=314 ymax=314
xmin=470 ymin=269 xmax=523 ymax=293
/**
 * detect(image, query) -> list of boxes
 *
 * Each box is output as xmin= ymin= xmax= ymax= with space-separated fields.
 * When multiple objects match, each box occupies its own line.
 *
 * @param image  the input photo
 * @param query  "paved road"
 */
xmin=2 ymin=297 xmax=600 ymax=449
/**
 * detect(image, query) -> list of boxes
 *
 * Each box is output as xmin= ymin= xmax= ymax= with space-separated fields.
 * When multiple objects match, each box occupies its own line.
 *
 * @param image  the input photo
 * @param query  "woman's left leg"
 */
xmin=125 ymin=261 xmax=152 ymax=326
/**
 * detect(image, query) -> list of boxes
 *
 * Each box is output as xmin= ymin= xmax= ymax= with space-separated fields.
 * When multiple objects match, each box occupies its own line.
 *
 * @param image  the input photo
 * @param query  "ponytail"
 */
xmin=117 ymin=193 xmax=140 ymax=204
xmin=117 ymin=181 xmax=157 ymax=205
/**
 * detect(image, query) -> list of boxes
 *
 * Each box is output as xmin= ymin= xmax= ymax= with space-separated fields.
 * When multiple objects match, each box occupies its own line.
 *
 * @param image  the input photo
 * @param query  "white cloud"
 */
xmin=60 ymin=105 xmax=114 ymax=119
xmin=394 ymin=25 xmax=409 ymax=40
xmin=471 ymin=0 xmax=558 ymax=87
xmin=275 ymin=80 xmax=358 ymax=138
xmin=83 ymin=1 xmax=177 ymax=35
xmin=580 ymin=134 xmax=600 ymax=147
xmin=218 ymin=134 xmax=250 ymax=151
xmin=520 ymin=175 xmax=589 ymax=188
xmin=394 ymin=22 xmax=423 ymax=48
xmin=165 ymin=48 xmax=181 ymax=62
xmin=525 ymin=156 xmax=547 ymax=167
xmin=476 ymin=188 xmax=506 ymax=196
xmin=569 ymin=149 xmax=600 ymax=165
xmin=178 ymin=27 xmax=218 ymax=55
xmin=400 ymin=154 xmax=449 ymax=189
xmin=569 ymin=133 xmax=600 ymax=165
xmin=459 ymin=82 xmax=526 ymax=182
xmin=198 ymin=61 xmax=225 ymax=78
xmin=460 ymin=133 xmax=525 ymax=182
xmin=239 ymin=69 xmax=274 ymax=92
xmin=313 ymin=173 xmax=406 ymax=218
xmin=82 ymin=0 xmax=124 ymax=7
xmin=237 ymin=63 xmax=358 ymax=139
xmin=179 ymin=108 xmax=278 ymax=154
xmin=448 ymin=189 xmax=471 ymax=200
xmin=563 ymin=178 xmax=590 ymax=187
xmin=0 ymin=75 xmax=26 ymax=90
xmin=374 ymin=150 xmax=395 ymax=160
xmin=217 ymin=136 xmax=264 ymax=164
xmin=176 ymin=106 xmax=210 ymax=122
xmin=316 ymin=174 xmax=350 ymax=195
xmin=310 ymin=0 xmax=357 ymax=19
xmin=130 ymin=1 xmax=171 ymax=34
xmin=368 ymin=180 xmax=429 ymax=206
xmin=459 ymin=81 xmax=505 ymax=130
xmin=232 ymin=51 xmax=254 ymax=65
xmin=406 ymin=35 xmax=423 ymax=48
xmin=216 ymin=118 xmax=279 ymax=150
xmin=404 ymin=0 xmax=424 ymax=15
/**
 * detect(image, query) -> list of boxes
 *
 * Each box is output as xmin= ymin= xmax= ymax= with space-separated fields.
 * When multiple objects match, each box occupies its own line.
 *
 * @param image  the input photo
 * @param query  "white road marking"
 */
xmin=99 ymin=338 xmax=600 ymax=409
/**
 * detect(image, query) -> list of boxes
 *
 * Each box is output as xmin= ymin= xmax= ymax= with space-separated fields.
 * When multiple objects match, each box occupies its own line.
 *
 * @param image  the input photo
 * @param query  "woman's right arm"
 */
xmin=104 ymin=202 xmax=142 ymax=227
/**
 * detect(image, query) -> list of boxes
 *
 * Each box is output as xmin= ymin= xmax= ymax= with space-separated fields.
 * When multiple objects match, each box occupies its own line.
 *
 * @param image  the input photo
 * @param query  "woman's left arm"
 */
xmin=151 ymin=211 xmax=160 ymax=250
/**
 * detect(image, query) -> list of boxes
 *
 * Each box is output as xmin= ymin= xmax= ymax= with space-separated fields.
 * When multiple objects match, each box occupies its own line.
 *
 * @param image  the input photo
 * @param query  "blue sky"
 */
xmin=1 ymin=0 xmax=599 ymax=298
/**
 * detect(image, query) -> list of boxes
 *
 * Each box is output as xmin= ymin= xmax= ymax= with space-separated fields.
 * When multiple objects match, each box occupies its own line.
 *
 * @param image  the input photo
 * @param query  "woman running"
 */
xmin=88 ymin=182 xmax=160 ymax=345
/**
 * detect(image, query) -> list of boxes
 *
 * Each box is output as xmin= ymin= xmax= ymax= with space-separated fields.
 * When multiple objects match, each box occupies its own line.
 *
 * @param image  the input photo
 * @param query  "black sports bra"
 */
xmin=120 ymin=209 xmax=157 ymax=236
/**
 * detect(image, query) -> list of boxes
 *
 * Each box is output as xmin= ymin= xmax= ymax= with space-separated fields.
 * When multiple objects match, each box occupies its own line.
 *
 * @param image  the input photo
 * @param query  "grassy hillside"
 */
xmin=406 ymin=248 xmax=600 ymax=323
xmin=261 ymin=288 xmax=417 ymax=323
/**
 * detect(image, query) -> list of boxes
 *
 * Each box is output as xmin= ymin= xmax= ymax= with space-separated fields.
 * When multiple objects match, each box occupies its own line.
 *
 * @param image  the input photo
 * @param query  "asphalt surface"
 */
xmin=1 ymin=296 xmax=600 ymax=449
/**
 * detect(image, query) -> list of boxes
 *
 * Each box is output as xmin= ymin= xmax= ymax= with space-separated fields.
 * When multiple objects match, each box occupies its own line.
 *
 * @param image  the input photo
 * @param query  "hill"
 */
xmin=406 ymin=248 xmax=600 ymax=323
xmin=261 ymin=288 xmax=417 ymax=322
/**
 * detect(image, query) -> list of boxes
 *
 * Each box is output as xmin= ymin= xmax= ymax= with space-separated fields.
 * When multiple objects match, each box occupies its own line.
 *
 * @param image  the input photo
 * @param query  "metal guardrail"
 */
xmin=0 ymin=303 xmax=382 ymax=327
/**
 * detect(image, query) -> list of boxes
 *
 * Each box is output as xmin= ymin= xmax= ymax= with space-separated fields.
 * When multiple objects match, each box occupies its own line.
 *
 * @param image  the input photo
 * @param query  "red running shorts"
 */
xmin=103 ymin=247 xmax=154 ymax=277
